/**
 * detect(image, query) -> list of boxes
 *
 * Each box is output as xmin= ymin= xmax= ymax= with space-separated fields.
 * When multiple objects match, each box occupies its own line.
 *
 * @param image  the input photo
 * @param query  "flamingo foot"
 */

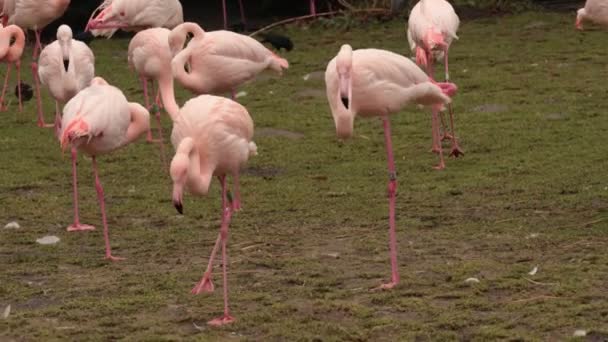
xmin=192 ymin=273 xmax=215 ymax=294
xmin=379 ymin=281 xmax=398 ymax=290
xmin=207 ymin=315 xmax=235 ymax=326
xmin=37 ymin=120 xmax=53 ymax=128
xmin=433 ymin=161 xmax=446 ymax=170
xmin=146 ymin=137 xmax=163 ymax=144
xmin=441 ymin=132 xmax=453 ymax=141
xmin=66 ymin=223 xmax=95 ymax=232
xmin=430 ymin=146 xmax=441 ymax=154
xmin=105 ymin=255 xmax=125 ymax=262
xmin=449 ymin=143 xmax=464 ymax=158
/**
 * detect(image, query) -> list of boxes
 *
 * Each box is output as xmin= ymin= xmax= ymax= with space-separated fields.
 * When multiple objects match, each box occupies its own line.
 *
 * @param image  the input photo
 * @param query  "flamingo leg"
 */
xmin=425 ymin=50 xmax=450 ymax=143
xmin=232 ymin=173 xmax=241 ymax=211
xmin=238 ymin=0 xmax=247 ymax=29
xmin=141 ymin=76 xmax=155 ymax=142
xmin=53 ymin=101 xmax=62 ymax=138
xmin=443 ymin=50 xmax=463 ymax=158
xmin=222 ymin=0 xmax=228 ymax=30
xmin=92 ymin=156 xmax=124 ymax=261
xmin=0 ymin=63 xmax=11 ymax=111
xmin=207 ymin=175 xmax=235 ymax=326
xmin=151 ymin=81 xmax=168 ymax=170
xmin=310 ymin=0 xmax=317 ymax=16
xmin=67 ymin=147 xmax=95 ymax=232
xmin=432 ymin=106 xmax=445 ymax=170
xmin=16 ymin=60 xmax=22 ymax=113
xmin=379 ymin=117 xmax=400 ymax=289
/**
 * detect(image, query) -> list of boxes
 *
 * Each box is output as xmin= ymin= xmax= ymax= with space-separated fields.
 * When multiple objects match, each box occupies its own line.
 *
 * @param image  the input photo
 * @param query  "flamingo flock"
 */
xmin=3 ymin=0 xmax=603 ymax=328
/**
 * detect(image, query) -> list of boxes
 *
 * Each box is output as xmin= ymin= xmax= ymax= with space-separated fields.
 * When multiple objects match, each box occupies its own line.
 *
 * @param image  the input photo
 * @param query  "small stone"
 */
xmin=2 ymin=305 xmax=10 ymax=319
xmin=4 ymin=221 xmax=20 ymax=229
xmin=528 ymin=266 xmax=538 ymax=276
xmin=464 ymin=277 xmax=480 ymax=284
xmin=573 ymin=329 xmax=587 ymax=337
xmin=235 ymin=91 xmax=247 ymax=98
xmin=323 ymin=252 xmax=340 ymax=259
xmin=36 ymin=236 xmax=60 ymax=245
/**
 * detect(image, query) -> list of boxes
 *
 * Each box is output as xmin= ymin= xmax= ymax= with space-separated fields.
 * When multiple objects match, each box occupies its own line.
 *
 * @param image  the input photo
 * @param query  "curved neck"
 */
xmin=170 ymin=22 xmax=205 ymax=55
xmin=171 ymin=46 xmax=201 ymax=96
xmin=158 ymin=70 xmax=180 ymax=122
xmin=5 ymin=25 xmax=25 ymax=60
xmin=125 ymin=102 xmax=151 ymax=144
xmin=187 ymin=147 xmax=212 ymax=196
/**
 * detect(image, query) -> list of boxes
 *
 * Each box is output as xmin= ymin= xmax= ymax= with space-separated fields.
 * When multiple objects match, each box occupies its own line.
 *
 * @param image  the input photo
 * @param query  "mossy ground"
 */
xmin=1 ymin=11 xmax=608 ymax=341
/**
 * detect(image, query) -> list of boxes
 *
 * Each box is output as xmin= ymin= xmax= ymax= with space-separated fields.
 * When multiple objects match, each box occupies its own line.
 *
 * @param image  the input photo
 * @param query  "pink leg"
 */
xmin=222 ymin=0 xmax=228 ymax=30
xmin=238 ymin=0 xmax=247 ymax=28
xmin=191 ymin=233 xmax=221 ymax=294
xmin=92 ymin=157 xmax=124 ymax=261
xmin=310 ymin=0 xmax=317 ymax=16
xmin=0 ymin=63 xmax=11 ymax=111
xmin=16 ymin=61 xmax=22 ymax=113
xmin=443 ymin=50 xmax=463 ymax=158
xmin=425 ymin=53 xmax=450 ymax=144
xmin=207 ymin=175 xmax=235 ymax=326
xmin=432 ymin=107 xmax=445 ymax=170
xmin=53 ymin=101 xmax=62 ymax=139
xmin=32 ymin=35 xmax=50 ymax=128
xmin=379 ymin=117 xmax=400 ymax=289
xmin=232 ymin=173 xmax=241 ymax=211
xmin=140 ymin=76 xmax=155 ymax=142
xmin=67 ymin=147 xmax=95 ymax=232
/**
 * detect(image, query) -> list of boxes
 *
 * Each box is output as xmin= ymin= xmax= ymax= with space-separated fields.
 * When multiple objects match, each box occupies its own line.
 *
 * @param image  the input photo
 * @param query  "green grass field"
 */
xmin=1 ymin=11 xmax=608 ymax=340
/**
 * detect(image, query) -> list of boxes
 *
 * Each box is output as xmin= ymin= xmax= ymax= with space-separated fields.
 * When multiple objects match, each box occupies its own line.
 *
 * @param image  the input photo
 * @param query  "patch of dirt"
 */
xmin=294 ymin=88 xmax=326 ymax=100
xmin=545 ymin=113 xmax=568 ymax=121
xmin=255 ymin=128 xmax=305 ymax=140
xmin=472 ymin=104 xmax=509 ymax=113
xmin=17 ymin=297 xmax=61 ymax=310
xmin=243 ymin=166 xmax=284 ymax=179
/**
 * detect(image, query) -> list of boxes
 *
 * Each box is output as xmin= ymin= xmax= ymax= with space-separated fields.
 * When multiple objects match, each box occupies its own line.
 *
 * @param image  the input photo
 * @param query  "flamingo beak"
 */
xmin=174 ymin=200 xmax=183 ymax=214
xmin=338 ymin=73 xmax=351 ymax=110
xmin=63 ymin=59 xmax=69 ymax=71
xmin=172 ymin=186 xmax=184 ymax=214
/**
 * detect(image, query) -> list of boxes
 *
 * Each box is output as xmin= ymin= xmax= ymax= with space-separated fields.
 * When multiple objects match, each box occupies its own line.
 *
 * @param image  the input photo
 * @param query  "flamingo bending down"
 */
xmin=60 ymin=77 xmax=150 ymax=261
xmin=39 ymin=25 xmax=95 ymax=232
xmin=168 ymin=22 xmax=288 ymax=99
xmin=157 ymin=48 xmax=257 ymax=325
xmin=3 ymin=0 xmax=71 ymax=127
xmin=86 ymin=0 xmax=183 ymax=37
xmin=127 ymin=28 xmax=174 ymax=168
xmin=407 ymin=0 xmax=463 ymax=158
xmin=325 ymin=45 xmax=457 ymax=288
xmin=0 ymin=24 xmax=25 ymax=113
xmin=576 ymin=0 xmax=608 ymax=29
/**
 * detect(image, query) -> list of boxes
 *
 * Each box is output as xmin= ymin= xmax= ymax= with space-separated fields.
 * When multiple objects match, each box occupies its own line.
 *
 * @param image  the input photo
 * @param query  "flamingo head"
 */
xmin=86 ymin=0 xmax=132 ymax=32
xmin=57 ymin=25 xmax=72 ymax=70
xmin=336 ymin=45 xmax=353 ymax=109
xmin=60 ymin=117 xmax=91 ymax=152
xmin=576 ymin=8 xmax=585 ymax=30
xmin=170 ymin=153 xmax=189 ymax=214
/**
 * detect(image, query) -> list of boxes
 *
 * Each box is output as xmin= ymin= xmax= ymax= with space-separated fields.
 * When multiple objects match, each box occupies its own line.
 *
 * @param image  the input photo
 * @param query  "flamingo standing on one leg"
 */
xmin=157 ymin=51 xmax=257 ymax=325
xmin=86 ymin=0 xmax=183 ymax=37
xmin=60 ymin=77 xmax=150 ymax=261
xmin=407 ymin=0 xmax=463 ymax=161
xmin=325 ymin=44 xmax=457 ymax=288
xmin=127 ymin=27 xmax=173 ymax=167
xmin=38 ymin=25 xmax=95 ymax=232
xmin=0 ymin=23 xmax=25 ymax=113
xmin=576 ymin=0 xmax=608 ymax=29
xmin=3 ymin=0 xmax=71 ymax=127
xmin=168 ymin=22 xmax=288 ymax=101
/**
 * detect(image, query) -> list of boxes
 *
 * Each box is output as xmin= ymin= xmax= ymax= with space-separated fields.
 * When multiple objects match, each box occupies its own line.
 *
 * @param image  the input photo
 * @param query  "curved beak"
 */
xmin=172 ymin=186 xmax=184 ymax=214
xmin=173 ymin=200 xmax=183 ymax=214
xmin=338 ymin=73 xmax=352 ymax=110
xmin=63 ymin=59 xmax=70 ymax=72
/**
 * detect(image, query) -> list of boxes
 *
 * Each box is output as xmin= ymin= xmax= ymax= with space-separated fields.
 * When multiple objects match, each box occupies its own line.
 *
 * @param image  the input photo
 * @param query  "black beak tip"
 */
xmin=174 ymin=201 xmax=183 ymax=215
xmin=341 ymin=97 xmax=349 ymax=109
xmin=63 ymin=60 xmax=70 ymax=71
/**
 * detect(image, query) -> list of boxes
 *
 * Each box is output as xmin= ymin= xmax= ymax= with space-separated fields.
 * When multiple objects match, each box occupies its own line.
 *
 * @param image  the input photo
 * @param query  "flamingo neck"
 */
xmin=158 ymin=71 xmax=180 ymax=122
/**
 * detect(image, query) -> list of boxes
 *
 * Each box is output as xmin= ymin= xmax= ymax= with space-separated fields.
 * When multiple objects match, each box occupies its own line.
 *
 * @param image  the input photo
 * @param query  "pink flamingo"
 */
xmin=158 ymin=54 xmax=257 ymax=325
xmin=86 ymin=0 xmax=183 ymax=37
xmin=3 ymin=0 xmax=71 ymax=127
xmin=325 ymin=45 xmax=457 ymax=288
xmin=168 ymin=22 xmax=288 ymax=99
xmin=576 ymin=0 xmax=608 ymax=29
xmin=60 ymin=77 xmax=150 ymax=261
xmin=0 ymin=23 xmax=25 ymax=113
xmin=407 ymin=0 xmax=463 ymax=160
xmin=127 ymin=27 xmax=171 ymax=166
xmin=39 ymin=25 xmax=95 ymax=232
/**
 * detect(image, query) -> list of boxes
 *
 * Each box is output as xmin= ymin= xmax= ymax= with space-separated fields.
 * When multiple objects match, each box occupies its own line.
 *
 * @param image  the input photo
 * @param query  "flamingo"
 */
xmin=576 ymin=0 xmax=608 ymax=29
xmin=39 ymin=24 xmax=95 ymax=232
xmin=325 ymin=44 xmax=457 ymax=288
xmin=86 ymin=0 xmax=183 ymax=37
xmin=127 ymin=27 xmax=172 ymax=166
xmin=0 ymin=23 xmax=25 ymax=113
xmin=60 ymin=77 xmax=150 ymax=261
xmin=407 ymin=0 xmax=463 ymax=158
xmin=154 ymin=47 xmax=256 ymax=325
xmin=168 ymin=22 xmax=288 ymax=99
xmin=3 ymin=0 xmax=71 ymax=127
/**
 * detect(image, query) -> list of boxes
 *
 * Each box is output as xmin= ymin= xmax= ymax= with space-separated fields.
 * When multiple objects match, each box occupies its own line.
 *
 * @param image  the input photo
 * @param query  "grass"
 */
xmin=1 ymin=11 xmax=608 ymax=340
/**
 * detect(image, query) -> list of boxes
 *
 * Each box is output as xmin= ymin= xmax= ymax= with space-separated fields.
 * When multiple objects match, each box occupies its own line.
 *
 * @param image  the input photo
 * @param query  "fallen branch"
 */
xmin=508 ymin=295 xmax=561 ymax=304
xmin=523 ymin=277 xmax=558 ymax=286
xmin=249 ymin=8 xmax=391 ymax=37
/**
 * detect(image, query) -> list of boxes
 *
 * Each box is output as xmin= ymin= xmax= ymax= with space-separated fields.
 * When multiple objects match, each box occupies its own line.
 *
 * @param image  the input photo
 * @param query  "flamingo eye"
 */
xmin=120 ymin=11 xmax=125 ymax=16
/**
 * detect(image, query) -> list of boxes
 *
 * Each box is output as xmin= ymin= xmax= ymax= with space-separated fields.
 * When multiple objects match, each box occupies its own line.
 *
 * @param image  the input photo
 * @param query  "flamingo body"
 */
xmin=576 ymin=0 xmax=608 ymax=29
xmin=169 ymin=23 xmax=288 ymax=96
xmin=4 ymin=0 xmax=70 ymax=30
xmin=0 ymin=24 xmax=25 ymax=112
